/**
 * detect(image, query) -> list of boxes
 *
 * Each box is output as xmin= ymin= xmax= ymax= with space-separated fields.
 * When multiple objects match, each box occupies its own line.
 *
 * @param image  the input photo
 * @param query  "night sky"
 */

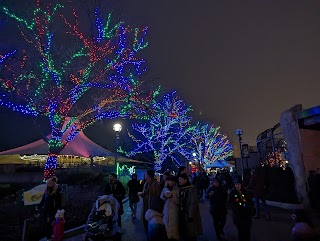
xmin=1 ymin=0 xmax=320 ymax=153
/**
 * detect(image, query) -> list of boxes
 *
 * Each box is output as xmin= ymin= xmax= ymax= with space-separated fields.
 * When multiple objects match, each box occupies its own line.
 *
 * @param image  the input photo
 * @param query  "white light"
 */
xmin=235 ymin=129 xmax=243 ymax=135
xmin=113 ymin=123 xmax=122 ymax=132
xmin=192 ymin=152 xmax=197 ymax=157
xmin=189 ymin=162 xmax=192 ymax=165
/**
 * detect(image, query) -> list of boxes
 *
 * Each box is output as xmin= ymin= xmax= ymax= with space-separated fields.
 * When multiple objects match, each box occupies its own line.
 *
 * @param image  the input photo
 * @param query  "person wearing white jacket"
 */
xmin=161 ymin=176 xmax=180 ymax=241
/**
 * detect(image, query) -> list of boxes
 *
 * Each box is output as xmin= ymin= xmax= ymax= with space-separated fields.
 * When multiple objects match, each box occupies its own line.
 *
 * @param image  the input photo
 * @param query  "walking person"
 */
xmin=228 ymin=179 xmax=254 ymax=241
xmin=205 ymin=178 xmax=228 ymax=240
xmin=161 ymin=175 xmax=180 ymax=241
xmin=192 ymin=172 xmax=202 ymax=200
xmin=201 ymin=171 xmax=210 ymax=198
xmin=104 ymin=173 xmax=126 ymax=233
xmin=179 ymin=173 xmax=202 ymax=241
xmin=140 ymin=169 xmax=162 ymax=233
xmin=127 ymin=173 xmax=140 ymax=219
xmin=249 ymin=169 xmax=270 ymax=220
xmin=37 ymin=176 xmax=62 ymax=241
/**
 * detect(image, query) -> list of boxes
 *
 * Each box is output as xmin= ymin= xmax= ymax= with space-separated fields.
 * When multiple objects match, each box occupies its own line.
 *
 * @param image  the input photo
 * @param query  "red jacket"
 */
xmin=52 ymin=217 xmax=65 ymax=241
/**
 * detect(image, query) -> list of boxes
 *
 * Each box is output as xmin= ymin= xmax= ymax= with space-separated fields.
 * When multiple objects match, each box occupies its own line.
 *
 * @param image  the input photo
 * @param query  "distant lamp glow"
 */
xmin=192 ymin=152 xmax=197 ymax=157
xmin=189 ymin=161 xmax=192 ymax=165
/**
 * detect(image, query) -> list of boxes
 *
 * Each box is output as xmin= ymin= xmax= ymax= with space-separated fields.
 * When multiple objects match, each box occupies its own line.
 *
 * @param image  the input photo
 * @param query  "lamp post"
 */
xmin=192 ymin=152 xmax=200 ymax=171
xmin=113 ymin=123 xmax=122 ymax=173
xmin=235 ymin=129 xmax=244 ymax=181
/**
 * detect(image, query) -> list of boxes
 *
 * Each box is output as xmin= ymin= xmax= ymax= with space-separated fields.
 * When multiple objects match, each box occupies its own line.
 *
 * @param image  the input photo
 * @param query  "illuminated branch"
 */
xmin=0 ymin=1 xmax=158 ymax=179
xmin=181 ymin=123 xmax=233 ymax=167
xmin=120 ymin=91 xmax=193 ymax=171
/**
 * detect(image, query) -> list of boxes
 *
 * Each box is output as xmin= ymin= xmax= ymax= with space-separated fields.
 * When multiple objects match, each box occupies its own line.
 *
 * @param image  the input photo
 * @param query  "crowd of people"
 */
xmin=36 ymin=167 xmax=318 ymax=241
xmin=123 ymin=167 xmax=264 ymax=241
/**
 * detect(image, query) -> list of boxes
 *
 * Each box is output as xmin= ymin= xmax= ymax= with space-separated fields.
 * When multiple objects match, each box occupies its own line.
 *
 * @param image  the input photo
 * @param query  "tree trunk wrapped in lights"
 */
xmin=0 ymin=1 xmax=159 ymax=179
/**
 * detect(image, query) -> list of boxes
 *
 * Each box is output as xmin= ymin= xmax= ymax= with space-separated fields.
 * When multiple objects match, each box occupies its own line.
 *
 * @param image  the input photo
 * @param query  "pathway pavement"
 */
xmin=65 ymin=199 xmax=294 ymax=241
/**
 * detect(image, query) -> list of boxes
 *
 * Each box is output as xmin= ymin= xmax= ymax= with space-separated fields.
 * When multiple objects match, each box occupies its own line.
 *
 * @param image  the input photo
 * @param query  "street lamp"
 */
xmin=113 ymin=123 xmax=122 ymax=172
xmin=235 ymin=129 xmax=244 ymax=181
xmin=192 ymin=152 xmax=201 ymax=171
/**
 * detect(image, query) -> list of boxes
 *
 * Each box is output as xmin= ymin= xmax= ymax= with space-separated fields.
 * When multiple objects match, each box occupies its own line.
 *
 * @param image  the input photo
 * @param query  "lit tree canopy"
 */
xmin=0 ymin=1 xmax=159 ymax=179
xmin=119 ymin=91 xmax=194 ymax=171
xmin=181 ymin=123 xmax=233 ymax=167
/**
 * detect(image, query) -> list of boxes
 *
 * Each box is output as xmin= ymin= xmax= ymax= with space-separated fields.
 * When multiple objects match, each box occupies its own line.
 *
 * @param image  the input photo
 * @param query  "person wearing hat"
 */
xmin=228 ymin=178 xmax=254 ymax=241
xmin=205 ymin=178 xmax=228 ymax=240
xmin=178 ymin=173 xmax=202 ymax=241
xmin=37 ymin=176 xmax=62 ymax=241
xmin=161 ymin=175 xmax=180 ymax=241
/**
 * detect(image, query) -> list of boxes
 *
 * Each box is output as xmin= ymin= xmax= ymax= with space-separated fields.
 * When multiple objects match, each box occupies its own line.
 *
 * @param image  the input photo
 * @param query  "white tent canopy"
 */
xmin=0 ymin=127 xmax=142 ymax=164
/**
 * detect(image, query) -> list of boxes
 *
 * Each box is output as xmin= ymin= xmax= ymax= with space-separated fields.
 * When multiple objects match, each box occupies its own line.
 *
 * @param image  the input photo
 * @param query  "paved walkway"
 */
xmin=65 ymin=199 xmax=294 ymax=241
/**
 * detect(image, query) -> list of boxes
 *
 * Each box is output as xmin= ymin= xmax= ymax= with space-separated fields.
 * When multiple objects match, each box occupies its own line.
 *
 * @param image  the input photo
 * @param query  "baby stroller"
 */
xmin=85 ymin=195 xmax=121 ymax=241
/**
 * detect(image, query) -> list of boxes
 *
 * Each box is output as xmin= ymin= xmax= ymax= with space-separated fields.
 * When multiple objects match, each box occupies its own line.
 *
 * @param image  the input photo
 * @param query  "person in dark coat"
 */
xmin=179 ymin=173 xmax=202 ymax=241
xmin=228 ymin=178 xmax=254 ymax=241
xmin=127 ymin=173 xmax=140 ymax=219
xmin=205 ymin=178 xmax=228 ymax=240
xmin=145 ymin=197 xmax=168 ymax=241
xmin=176 ymin=166 xmax=187 ymax=186
xmin=192 ymin=172 xmax=203 ymax=200
xmin=140 ymin=169 xmax=162 ymax=233
xmin=104 ymin=173 xmax=126 ymax=232
xmin=249 ymin=169 xmax=270 ymax=220
xmin=201 ymin=171 xmax=210 ymax=198
xmin=37 ymin=176 xmax=62 ymax=240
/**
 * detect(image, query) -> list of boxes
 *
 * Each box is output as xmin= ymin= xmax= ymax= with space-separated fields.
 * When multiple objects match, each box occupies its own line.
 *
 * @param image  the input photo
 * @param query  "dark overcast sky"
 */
xmin=112 ymin=0 xmax=320 ymax=147
xmin=1 ymin=0 xmax=320 ymax=153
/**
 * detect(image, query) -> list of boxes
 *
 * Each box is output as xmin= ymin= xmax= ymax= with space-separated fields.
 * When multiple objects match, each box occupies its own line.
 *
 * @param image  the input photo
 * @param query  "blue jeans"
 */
xmin=254 ymin=198 xmax=269 ymax=216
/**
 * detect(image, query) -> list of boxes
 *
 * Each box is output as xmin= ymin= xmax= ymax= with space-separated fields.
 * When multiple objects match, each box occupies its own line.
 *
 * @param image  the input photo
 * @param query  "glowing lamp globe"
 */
xmin=113 ymin=123 xmax=122 ymax=132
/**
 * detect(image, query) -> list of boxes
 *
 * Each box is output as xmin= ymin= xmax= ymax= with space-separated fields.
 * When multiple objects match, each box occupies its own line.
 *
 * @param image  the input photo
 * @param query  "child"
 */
xmin=52 ymin=209 xmax=65 ymax=241
xmin=144 ymin=197 xmax=168 ymax=241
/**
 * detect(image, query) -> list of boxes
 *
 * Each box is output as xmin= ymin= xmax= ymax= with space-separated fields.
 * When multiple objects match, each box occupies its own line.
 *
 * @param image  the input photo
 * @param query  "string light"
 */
xmin=0 ymin=1 xmax=159 ymax=180
xmin=234 ymin=194 xmax=247 ymax=207
xmin=0 ymin=50 xmax=17 ymax=63
xmin=119 ymin=91 xmax=193 ymax=171
xmin=180 ymin=123 xmax=233 ymax=167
